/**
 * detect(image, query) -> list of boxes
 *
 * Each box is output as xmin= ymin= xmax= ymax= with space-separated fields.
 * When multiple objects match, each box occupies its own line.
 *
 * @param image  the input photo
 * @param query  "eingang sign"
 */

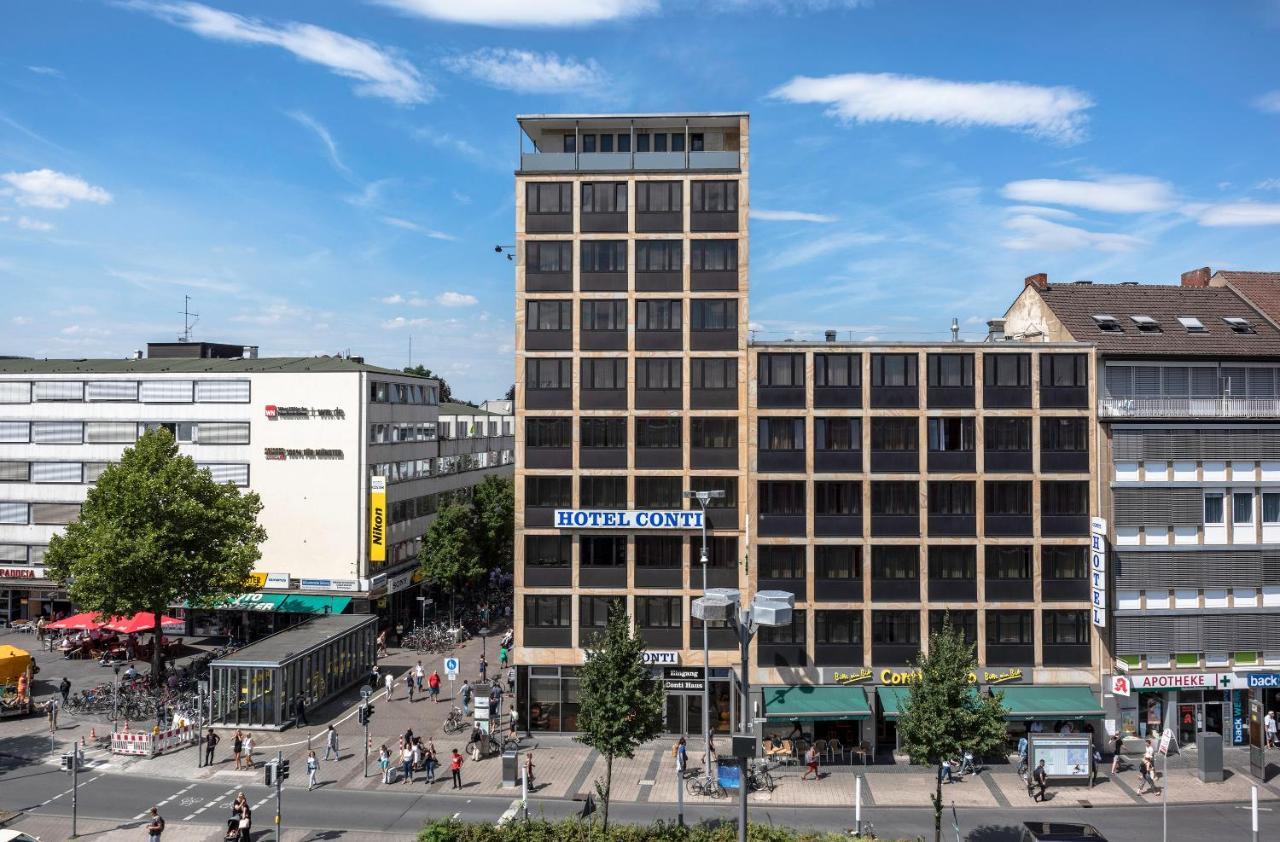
xmin=555 ymin=509 xmax=703 ymax=530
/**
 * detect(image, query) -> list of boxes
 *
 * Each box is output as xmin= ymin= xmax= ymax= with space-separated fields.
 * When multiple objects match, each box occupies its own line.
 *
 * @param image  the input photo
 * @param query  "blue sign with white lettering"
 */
xmin=1246 ymin=673 xmax=1280 ymax=688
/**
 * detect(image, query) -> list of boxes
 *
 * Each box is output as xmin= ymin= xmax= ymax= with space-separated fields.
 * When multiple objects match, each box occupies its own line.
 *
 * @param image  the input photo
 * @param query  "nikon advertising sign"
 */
xmin=369 ymin=475 xmax=387 ymax=562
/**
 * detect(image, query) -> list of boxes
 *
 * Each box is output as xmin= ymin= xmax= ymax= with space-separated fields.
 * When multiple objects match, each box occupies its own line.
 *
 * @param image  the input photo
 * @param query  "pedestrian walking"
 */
xmin=428 ymin=669 xmax=441 ymax=702
xmin=415 ymin=661 xmax=425 ymax=692
xmin=294 ymin=695 xmax=308 ymax=726
xmin=379 ymin=745 xmax=392 ymax=784
xmin=499 ymin=644 xmax=508 ymax=669
xmin=377 ymin=629 xmax=387 ymax=658
xmin=306 ymin=750 xmax=318 ymax=790
xmin=370 ymin=664 xmax=380 ymax=690
xmin=1137 ymin=756 xmax=1156 ymax=794
xmin=59 ymin=676 xmax=70 ymax=705
xmin=1031 ymin=759 xmax=1048 ymax=802
xmin=45 ymin=697 xmax=59 ymax=732
xmin=450 ymin=748 xmax=464 ymax=788
xmin=1143 ymin=738 xmax=1154 ymax=761
xmin=402 ymin=742 xmax=414 ymax=785
xmin=1265 ymin=710 xmax=1277 ymax=748
xmin=385 ymin=670 xmax=395 ymax=700
xmin=801 ymin=744 xmax=819 ymax=781
xmin=232 ymin=729 xmax=244 ymax=769
xmin=145 ymin=806 xmax=165 ymax=840
xmin=506 ymin=667 xmax=516 ymax=695
xmin=460 ymin=680 xmax=472 ymax=716
xmin=524 ymin=751 xmax=535 ymax=788
xmin=425 ymin=742 xmax=438 ymax=784
xmin=324 ymin=724 xmax=339 ymax=761
xmin=478 ymin=655 xmax=487 ymax=683
xmin=489 ymin=683 xmax=503 ymax=718
xmin=408 ymin=676 xmax=416 ymax=703
xmin=243 ymin=733 xmax=255 ymax=769
xmin=1110 ymin=733 xmax=1125 ymax=775
xmin=204 ymin=729 xmax=219 ymax=767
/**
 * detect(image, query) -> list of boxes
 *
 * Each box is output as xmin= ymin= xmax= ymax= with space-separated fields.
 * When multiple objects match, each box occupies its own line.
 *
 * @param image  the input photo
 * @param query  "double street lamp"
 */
xmin=692 ymin=587 xmax=795 ymax=842
xmin=683 ymin=488 xmax=723 ymax=784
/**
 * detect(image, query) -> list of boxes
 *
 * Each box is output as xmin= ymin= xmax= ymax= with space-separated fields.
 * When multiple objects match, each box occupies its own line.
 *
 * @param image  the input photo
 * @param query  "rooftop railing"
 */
xmin=1099 ymin=395 xmax=1280 ymax=418
xmin=519 ymin=149 xmax=740 ymax=173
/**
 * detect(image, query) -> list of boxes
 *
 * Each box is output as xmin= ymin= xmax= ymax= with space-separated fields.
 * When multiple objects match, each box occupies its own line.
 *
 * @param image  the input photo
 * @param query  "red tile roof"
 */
xmin=1214 ymin=272 xmax=1280 ymax=329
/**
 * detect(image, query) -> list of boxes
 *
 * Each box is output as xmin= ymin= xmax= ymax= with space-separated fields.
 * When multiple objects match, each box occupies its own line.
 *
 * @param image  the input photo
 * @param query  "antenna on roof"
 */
xmin=179 ymin=295 xmax=199 ymax=343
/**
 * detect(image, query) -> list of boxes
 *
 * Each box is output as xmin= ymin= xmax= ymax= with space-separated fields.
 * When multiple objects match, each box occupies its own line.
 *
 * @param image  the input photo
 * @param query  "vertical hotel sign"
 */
xmin=369 ymin=475 xmax=387 ymax=563
xmin=1090 ymin=516 xmax=1107 ymax=627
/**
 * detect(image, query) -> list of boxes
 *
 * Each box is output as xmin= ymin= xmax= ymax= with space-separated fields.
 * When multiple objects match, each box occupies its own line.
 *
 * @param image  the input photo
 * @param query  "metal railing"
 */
xmin=1099 ymin=396 xmax=1280 ymax=418
xmin=519 ymin=150 xmax=740 ymax=172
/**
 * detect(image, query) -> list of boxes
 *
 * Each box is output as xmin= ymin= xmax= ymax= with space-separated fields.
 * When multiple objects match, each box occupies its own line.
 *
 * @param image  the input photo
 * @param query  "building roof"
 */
xmin=0 ymin=356 xmax=415 ymax=377
xmin=439 ymin=401 xmax=504 ymax=416
xmin=1030 ymin=282 xmax=1280 ymax=357
xmin=1214 ymin=271 xmax=1280 ymax=328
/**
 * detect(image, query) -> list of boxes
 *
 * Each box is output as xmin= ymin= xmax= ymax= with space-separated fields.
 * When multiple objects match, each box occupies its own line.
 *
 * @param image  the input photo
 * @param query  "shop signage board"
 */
xmin=369 ymin=476 xmax=387 ymax=563
xmin=387 ymin=571 xmax=413 ymax=595
xmin=663 ymin=667 xmax=704 ymax=692
xmin=642 ymin=651 xmax=680 ymax=666
xmin=0 ymin=567 xmax=43 ymax=579
xmin=1090 ymin=517 xmax=1107 ymax=627
xmin=1246 ymin=673 xmax=1280 ymax=688
xmin=1110 ymin=675 xmax=1132 ymax=697
xmin=554 ymin=509 xmax=703 ymax=530
xmin=1131 ymin=672 xmax=1235 ymax=690
xmin=301 ymin=578 xmax=333 ymax=590
xmin=264 ymin=405 xmax=346 ymax=420
xmin=331 ymin=579 xmax=358 ymax=592
xmin=263 ymin=572 xmax=290 ymax=590
xmin=1158 ymin=728 xmax=1173 ymax=756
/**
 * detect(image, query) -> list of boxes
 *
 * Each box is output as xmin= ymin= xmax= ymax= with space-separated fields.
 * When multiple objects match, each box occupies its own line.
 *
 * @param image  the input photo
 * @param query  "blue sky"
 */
xmin=3 ymin=0 xmax=1280 ymax=401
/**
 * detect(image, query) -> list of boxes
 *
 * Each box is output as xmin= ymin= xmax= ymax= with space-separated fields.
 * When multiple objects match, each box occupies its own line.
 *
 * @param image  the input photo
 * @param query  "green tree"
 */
xmin=503 ymin=384 xmax=514 ymax=402
xmin=896 ymin=617 xmax=1008 ymax=842
xmin=403 ymin=364 xmax=454 ymax=404
xmin=471 ymin=475 xmax=514 ymax=572
xmin=575 ymin=604 xmax=664 ymax=833
xmin=44 ymin=428 xmax=266 ymax=682
xmin=418 ymin=501 xmax=486 ymax=624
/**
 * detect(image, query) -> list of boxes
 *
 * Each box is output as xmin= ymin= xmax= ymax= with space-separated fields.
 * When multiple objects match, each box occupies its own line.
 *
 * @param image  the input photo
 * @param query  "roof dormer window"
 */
xmin=1130 ymin=315 xmax=1161 ymax=333
xmin=1176 ymin=316 xmax=1207 ymax=333
xmin=1223 ymin=317 xmax=1256 ymax=335
xmin=1091 ymin=315 xmax=1122 ymax=333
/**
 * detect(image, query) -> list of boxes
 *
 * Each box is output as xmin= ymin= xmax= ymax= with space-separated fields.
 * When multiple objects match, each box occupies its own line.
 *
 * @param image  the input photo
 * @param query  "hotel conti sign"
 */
xmin=555 ymin=509 xmax=704 ymax=530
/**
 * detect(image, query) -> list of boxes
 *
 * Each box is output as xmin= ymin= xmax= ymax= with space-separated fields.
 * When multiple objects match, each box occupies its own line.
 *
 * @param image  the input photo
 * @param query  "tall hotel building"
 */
xmin=513 ymin=113 xmax=1106 ymax=751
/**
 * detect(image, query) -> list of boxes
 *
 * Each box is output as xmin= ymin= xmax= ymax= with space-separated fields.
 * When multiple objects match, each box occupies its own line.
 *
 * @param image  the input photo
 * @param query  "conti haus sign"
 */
xmin=555 ymin=509 xmax=703 ymax=530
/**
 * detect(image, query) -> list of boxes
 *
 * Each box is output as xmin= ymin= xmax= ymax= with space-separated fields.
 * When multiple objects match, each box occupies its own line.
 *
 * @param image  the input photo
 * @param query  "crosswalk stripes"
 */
xmin=182 ymin=785 xmax=240 ymax=821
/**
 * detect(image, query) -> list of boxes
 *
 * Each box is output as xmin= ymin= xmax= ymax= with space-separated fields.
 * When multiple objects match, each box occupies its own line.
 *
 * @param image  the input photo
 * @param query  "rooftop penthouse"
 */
xmin=517 ymin=112 xmax=745 ymax=173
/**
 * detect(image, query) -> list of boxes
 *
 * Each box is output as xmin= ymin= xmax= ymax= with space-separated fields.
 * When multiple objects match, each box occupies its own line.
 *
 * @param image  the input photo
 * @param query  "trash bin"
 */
xmin=1195 ymin=731 xmax=1223 ymax=783
xmin=502 ymin=749 xmax=519 ymax=787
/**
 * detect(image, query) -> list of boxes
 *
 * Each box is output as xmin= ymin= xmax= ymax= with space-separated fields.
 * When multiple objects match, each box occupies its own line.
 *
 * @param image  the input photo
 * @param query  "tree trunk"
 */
xmin=933 ymin=767 xmax=943 ymax=842
xmin=152 ymin=610 xmax=164 ymax=688
xmin=602 ymin=753 xmax=613 ymax=833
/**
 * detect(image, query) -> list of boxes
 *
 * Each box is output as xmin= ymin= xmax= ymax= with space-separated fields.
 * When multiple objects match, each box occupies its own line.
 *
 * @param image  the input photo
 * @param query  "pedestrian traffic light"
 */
xmin=279 ymin=759 xmax=290 ymax=780
xmin=265 ymin=763 xmax=276 ymax=787
xmin=60 ymin=753 xmax=73 ymax=772
xmin=359 ymin=703 xmax=375 ymax=725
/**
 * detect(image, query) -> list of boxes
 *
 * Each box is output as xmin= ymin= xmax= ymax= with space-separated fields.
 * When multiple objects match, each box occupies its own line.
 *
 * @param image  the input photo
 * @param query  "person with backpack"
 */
xmin=1031 ymin=759 xmax=1048 ymax=802
xmin=1137 ymin=755 xmax=1156 ymax=794
xmin=459 ymin=680 xmax=472 ymax=716
xmin=145 ymin=806 xmax=165 ymax=840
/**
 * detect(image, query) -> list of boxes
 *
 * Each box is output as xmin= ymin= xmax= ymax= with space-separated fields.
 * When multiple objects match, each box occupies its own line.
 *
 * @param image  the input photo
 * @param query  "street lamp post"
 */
xmin=416 ymin=596 xmax=429 ymax=650
xmin=111 ymin=664 xmax=121 ymax=723
xmin=683 ymin=488 xmax=724 ymax=783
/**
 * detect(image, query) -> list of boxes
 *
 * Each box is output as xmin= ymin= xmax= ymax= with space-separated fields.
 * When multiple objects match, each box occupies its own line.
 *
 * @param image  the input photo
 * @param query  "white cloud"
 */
xmin=287 ymin=111 xmax=351 ymax=175
xmin=26 ymin=65 xmax=63 ymax=77
xmin=1003 ymin=205 xmax=1079 ymax=221
xmin=345 ymin=178 xmax=395 ymax=209
xmin=380 ymin=293 xmax=405 ymax=304
xmin=1254 ymin=178 xmax=1280 ymax=191
xmin=760 ymin=230 xmax=885 ymax=271
xmin=1001 ymin=214 xmax=1144 ymax=253
xmin=107 ymin=268 xmax=241 ymax=294
xmin=1193 ymin=202 xmax=1280 ymax=227
xmin=60 ymin=325 xmax=82 ymax=335
xmin=1001 ymin=176 xmax=1175 ymax=213
xmin=436 ymin=291 xmax=478 ymax=307
xmin=442 ymin=48 xmax=604 ymax=94
xmin=769 ymin=72 xmax=1093 ymax=143
xmin=452 ymin=189 xmax=472 ymax=205
xmin=413 ymin=127 xmax=487 ymax=163
xmin=1253 ymin=91 xmax=1280 ymax=114
xmin=125 ymin=1 xmax=430 ymax=104
xmin=374 ymin=0 xmax=655 ymax=27
xmin=12 ymin=316 xmax=31 ymax=326
xmin=16 ymin=217 xmax=54 ymax=231
xmin=750 ymin=209 xmax=837 ymax=223
xmin=1 ymin=169 xmax=112 ymax=209
xmin=381 ymin=216 xmax=456 ymax=241
xmin=717 ymin=0 xmax=870 ymax=8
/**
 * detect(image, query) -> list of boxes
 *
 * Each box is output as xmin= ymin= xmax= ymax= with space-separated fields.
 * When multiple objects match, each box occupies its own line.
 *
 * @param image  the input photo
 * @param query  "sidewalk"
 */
xmin=0 ymin=813 xmax=413 ymax=840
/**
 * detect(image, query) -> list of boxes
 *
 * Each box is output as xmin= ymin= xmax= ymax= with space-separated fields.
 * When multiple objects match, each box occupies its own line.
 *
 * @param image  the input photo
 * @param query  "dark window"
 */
xmin=580 ymin=418 xmax=625 ymax=448
xmin=690 ymin=133 xmax=705 ymax=151
xmin=1043 ymin=546 xmax=1088 ymax=579
xmin=636 ymin=418 xmax=681 ymax=448
xmin=691 ymin=418 xmax=736 ymax=449
xmin=815 ymin=418 xmax=859 ymax=450
xmin=580 ymin=596 xmax=624 ymax=629
xmin=581 ymin=134 xmax=596 ymax=153
xmin=927 ymin=354 xmax=974 ymax=386
xmin=985 ymin=481 xmax=1031 ymax=515
xmin=616 ymin=133 xmax=629 ymax=152
xmin=636 ymin=182 xmax=681 ymax=212
xmin=1043 ymin=481 xmax=1088 ymax=516
xmin=670 ymin=132 xmax=685 ymax=152
xmin=986 ymin=611 xmax=1033 ymax=645
xmin=985 ymin=418 xmax=1031 ymax=450
xmin=816 ymin=545 xmax=860 ymax=579
xmin=759 ymin=545 xmax=805 ymax=579
xmin=635 ymin=476 xmax=682 ymax=508
xmin=526 ymin=418 xmax=571 ymax=448
xmin=580 ymin=536 xmax=626 ymax=567
xmin=636 ymin=536 xmax=682 ymax=568
xmin=871 ymin=354 xmax=917 ymax=387
xmin=691 ymin=240 xmax=738 ymax=271
xmin=636 ymin=358 xmax=681 ymax=390
xmin=759 ymin=418 xmax=804 ymax=451
xmin=525 ymin=358 xmax=571 ymax=390
xmin=562 ymin=134 xmax=575 ymax=153
xmin=579 ymin=476 xmax=627 ymax=508
xmin=580 ymin=241 xmax=627 ymax=273
xmin=929 ymin=545 xmax=975 ymax=579
xmin=871 ymin=481 xmax=919 ymax=515
xmin=759 ymin=354 xmax=804 ymax=387
xmin=636 ymin=596 xmax=682 ymax=628
xmin=525 ymin=535 xmax=571 ymax=567
xmin=582 ymin=182 xmax=627 ymax=213
xmin=526 ymin=182 xmax=571 ymax=214
xmin=636 ymin=133 xmax=651 ymax=152
xmin=653 ymin=132 xmax=667 ymax=152
xmin=691 ymin=299 xmax=737 ymax=330
xmin=928 ymin=481 xmax=975 ymax=515
xmin=758 ymin=481 xmax=805 ymax=515
xmin=705 ymin=536 xmax=737 ymax=569
xmin=1044 ymin=610 xmax=1090 ymax=644
xmin=527 ymin=300 xmax=571 ymax=331
xmin=929 ymin=610 xmax=977 ymax=645
xmin=525 ymin=476 xmax=571 ymax=507
xmin=816 ymin=611 xmax=862 ymax=645
xmin=815 ymin=481 xmax=861 ymax=515
xmin=985 ymin=354 xmax=1030 ymax=386
xmin=987 ymin=546 xmax=1032 ymax=578
xmin=872 ymin=546 xmax=918 ymax=579
xmin=1041 ymin=418 xmax=1088 ymax=451
xmin=871 ymin=418 xmax=917 ymax=451
xmin=927 ymin=418 xmax=974 ymax=452
xmin=691 ymin=476 xmax=737 ymax=507
xmin=636 ymin=300 xmax=682 ymax=331
xmin=581 ymin=300 xmax=626 ymax=330
xmin=815 ymin=353 xmax=860 ymax=387
xmin=599 ymin=134 xmax=613 ymax=152
xmin=691 ymin=181 xmax=738 ymax=211
xmin=525 ymin=596 xmax=571 ymax=627
xmin=636 ymin=241 xmax=682 ymax=272
xmin=526 ymin=241 xmax=571 ymax=272
xmin=691 ymin=358 xmax=736 ymax=389
xmin=872 ymin=611 xmax=920 ymax=644
xmin=582 ymin=358 xmax=626 ymax=390
xmin=758 ymin=609 xmax=806 ymax=645
xmin=1040 ymin=354 xmax=1088 ymax=387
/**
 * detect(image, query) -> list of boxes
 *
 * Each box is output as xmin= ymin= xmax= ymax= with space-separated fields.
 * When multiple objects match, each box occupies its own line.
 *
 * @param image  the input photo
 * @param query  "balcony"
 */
xmin=519 ymin=150 xmax=741 ymax=173
xmin=1099 ymin=396 xmax=1280 ymax=419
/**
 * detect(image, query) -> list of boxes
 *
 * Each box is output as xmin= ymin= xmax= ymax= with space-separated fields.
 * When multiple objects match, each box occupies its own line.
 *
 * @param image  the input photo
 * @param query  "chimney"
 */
xmin=1180 ymin=267 xmax=1211 ymax=288
xmin=132 ymin=350 xmax=143 ymax=361
xmin=824 ymin=330 xmax=837 ymax=343
xmin=950 ymin=317 xmax=959 ymax=342
xmin=1024 ymin=272 xmax=1048 ymax=290
xmin=986 ymin=319 xmax=1006 ymax=342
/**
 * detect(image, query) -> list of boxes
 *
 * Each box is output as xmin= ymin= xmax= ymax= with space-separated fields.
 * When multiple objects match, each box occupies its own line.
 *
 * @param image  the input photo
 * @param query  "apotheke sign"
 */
xmin=554 ymin=509 xmax=703 ymax=530
xmin=1131 ymin=673 xmax=1234 ymax=690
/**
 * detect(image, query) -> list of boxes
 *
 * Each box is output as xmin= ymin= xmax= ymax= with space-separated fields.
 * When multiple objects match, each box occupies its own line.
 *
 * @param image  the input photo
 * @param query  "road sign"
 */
xmin=444 ymin=657 xmax=459 ymax=673
xmin=1158 ymin=728 xmax=1173 ymax=756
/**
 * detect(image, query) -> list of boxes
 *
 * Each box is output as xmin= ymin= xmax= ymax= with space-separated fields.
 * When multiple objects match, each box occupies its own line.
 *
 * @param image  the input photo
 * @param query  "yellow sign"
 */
xmin=369 ymin=476 xmax=387 ymax=562
xmin=878 ymin=667 xmax=1025 ymax=686
xmin=984 ymin=668 xmax=1024 ymax=684
xmin=245 ymin=572 xmax=267 ymax=589
xmin=831 ymin=668 xmax=874 ymax=685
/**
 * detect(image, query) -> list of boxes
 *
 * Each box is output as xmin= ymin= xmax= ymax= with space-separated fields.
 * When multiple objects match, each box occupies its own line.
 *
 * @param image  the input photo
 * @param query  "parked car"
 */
xmin=1020 ymin=822 xmax=1108 ymax=842
xmin=0 ymin=829 xmax=43 ymax=842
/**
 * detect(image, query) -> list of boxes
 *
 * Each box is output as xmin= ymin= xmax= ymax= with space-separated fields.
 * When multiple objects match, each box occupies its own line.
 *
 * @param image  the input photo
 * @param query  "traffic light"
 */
xmin=359 ymin=703 xmax=374 ymax=725
xmin=278 ymin=759 xmax=290 ymax=780
xmin=60 ymin=753 xmax=74 ymax=772
xmin=265 ymin=762 xmax=276 ymax=787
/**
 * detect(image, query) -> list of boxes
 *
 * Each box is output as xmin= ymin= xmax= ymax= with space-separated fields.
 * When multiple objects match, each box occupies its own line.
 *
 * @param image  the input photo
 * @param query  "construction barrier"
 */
xmin=110 ymin=725 xmax=197 ymax=758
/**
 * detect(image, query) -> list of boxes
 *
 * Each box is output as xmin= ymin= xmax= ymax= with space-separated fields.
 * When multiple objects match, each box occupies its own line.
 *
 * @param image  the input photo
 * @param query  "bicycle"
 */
xmin=747 ymin=759 xmax=774 ymax=792
xmin=443 ymin=706 xmax=467 ymax=734
xmin=685 ymin=775 xmax=726 ymax=798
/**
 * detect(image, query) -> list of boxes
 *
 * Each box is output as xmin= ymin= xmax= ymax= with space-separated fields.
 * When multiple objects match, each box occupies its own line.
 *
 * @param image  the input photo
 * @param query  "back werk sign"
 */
xmin=555 ymin=509 xmax=703 ymax=530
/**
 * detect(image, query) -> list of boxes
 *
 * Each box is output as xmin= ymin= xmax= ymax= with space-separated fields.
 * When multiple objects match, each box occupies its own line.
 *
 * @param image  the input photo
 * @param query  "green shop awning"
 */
xmin=995 ymin=686 xmax=1104 ymax=721
xmin=764 ymin=685 xmax=871 ymax=722
xmin=215 ymin=594 xmax=351 ymax=615
xmin=876 ymin=686 xmax=911 ymax=721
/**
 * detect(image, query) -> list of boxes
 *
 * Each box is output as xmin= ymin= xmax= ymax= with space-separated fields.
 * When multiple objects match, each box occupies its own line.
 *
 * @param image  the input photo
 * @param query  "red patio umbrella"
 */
xmin=45 ymin=611 xmax=107 ymax=631
xmin=103 ymin=612 xmax=184 ymax=635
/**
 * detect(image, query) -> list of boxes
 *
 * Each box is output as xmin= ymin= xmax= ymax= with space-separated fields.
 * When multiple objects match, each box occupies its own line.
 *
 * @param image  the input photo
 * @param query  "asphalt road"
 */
xmin=1 ymin=758 xmax=1277 ymax=840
